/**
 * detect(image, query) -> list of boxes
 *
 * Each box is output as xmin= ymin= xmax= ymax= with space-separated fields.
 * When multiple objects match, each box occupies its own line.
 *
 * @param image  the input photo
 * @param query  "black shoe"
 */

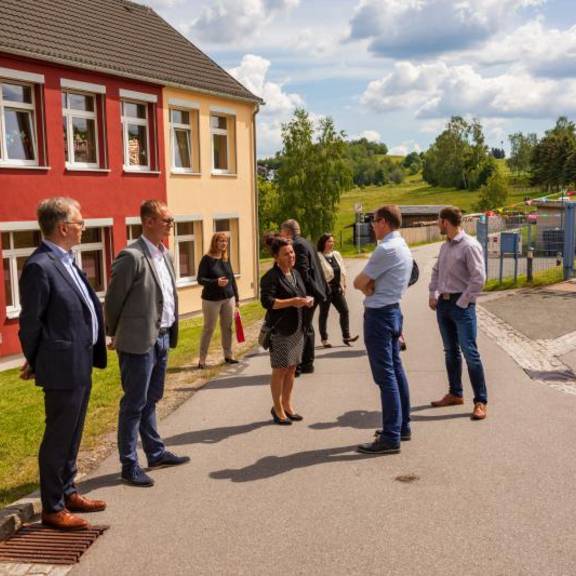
xmin=285 ymin=411 xmax=303 ymax=421
xmin=271 ymin=407 xmax=292 ymax=426
xmin=148 ymin=451 xmax=190 ymax=469
xmin=225 ymin=357 xmax=239 ymax=364
xmin=399 ymin=341 xmax=407 ymax=352
xmin=121 ymin=466 xmax=155 ymax=487
xmin=299 ymin=365 xmax=314 ymax=374
xmin=197 ymin=363 xmax=205 ymax=369
xmin=374 ymin=429 xmax=412 ymax=441
xmin=343 ymin=335 xmax=359 ymax=346
xmin=294 ymin=369 xmax=301 ymax=378
xmin=357 ymin=439 xmax=401 ymax=455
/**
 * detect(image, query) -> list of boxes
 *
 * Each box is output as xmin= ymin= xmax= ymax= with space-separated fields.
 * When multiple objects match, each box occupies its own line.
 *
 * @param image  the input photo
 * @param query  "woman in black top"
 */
xmin=317 ymin=233 xmax=358 ymax=347
xmin=260 ymin=237 xmax=313 ymax=425
xmin=197 ymin=232 xmax=239 ymax=369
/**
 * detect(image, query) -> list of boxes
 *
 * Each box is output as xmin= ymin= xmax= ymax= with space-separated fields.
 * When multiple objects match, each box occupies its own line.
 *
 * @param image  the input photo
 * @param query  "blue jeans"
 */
xmin=436 ymin=299 xmax=487 ymax=404
xmin=117 ymin=333 xmax=169 ymax=471
xmin=364 ymin=305 xmax=411 ymax=444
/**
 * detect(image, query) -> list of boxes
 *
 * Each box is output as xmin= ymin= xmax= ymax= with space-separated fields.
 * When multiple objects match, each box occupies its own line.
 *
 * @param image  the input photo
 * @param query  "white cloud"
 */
xmin=228 ymin=54 xmax=304 ymax=114
xmin=359 ymin=130 xmax=381 ymax=142
xmin=348 ymin=0 xmax=545 ymax=58
xmin=388 ymin=141 xmax=422 ymax=156
xmin=361 ymin=60 xmax=576 ymax=119
xmin=183 ymin=0 xmax=300 ymax=44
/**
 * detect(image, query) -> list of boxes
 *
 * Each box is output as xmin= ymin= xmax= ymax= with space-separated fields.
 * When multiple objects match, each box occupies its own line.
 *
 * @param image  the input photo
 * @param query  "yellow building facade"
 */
xmin=161 ymin=87 xmax=259 ymax=315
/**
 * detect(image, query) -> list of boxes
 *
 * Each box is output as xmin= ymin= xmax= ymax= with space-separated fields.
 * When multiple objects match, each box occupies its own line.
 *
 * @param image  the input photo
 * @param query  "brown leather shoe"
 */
xmin=431 ymin=393 xmax=465 ymax=407
xmin=65 ymin=493 xmax=106 ymax=513
xmin=41 ymin=510 xmax=89 ymax=531
xmin=471 ymin=402 xmax=487 ymax=420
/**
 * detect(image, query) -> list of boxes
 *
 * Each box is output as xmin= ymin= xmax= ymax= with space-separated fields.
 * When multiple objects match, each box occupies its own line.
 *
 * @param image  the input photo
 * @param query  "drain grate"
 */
xmin=0 ymin=523 xmax=109 ymax=565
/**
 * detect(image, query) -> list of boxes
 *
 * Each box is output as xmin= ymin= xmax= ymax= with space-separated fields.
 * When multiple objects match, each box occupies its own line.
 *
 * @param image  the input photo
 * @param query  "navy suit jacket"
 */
xmin=18 ymin=242 xmax=107 ymax=390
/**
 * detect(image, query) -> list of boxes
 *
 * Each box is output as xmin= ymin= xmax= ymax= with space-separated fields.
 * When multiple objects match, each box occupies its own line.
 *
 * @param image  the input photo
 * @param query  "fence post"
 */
xmin=477 ymin=215 xmax=489 ymax=277
xmin=563 ymin=203 xmax=576 ymax=280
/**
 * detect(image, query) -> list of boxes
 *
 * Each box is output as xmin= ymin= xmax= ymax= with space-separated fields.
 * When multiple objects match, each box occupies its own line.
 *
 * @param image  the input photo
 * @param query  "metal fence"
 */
xmin=477 ymin=203 xmax=576 ymax=285
xmin=401 ymin=217 xmax=477 ymax=245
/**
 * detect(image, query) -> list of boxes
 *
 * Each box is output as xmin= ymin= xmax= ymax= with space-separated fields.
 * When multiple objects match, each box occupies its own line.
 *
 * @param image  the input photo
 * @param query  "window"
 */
xmin=121 ymin=100 xmax=149 ymax=170
xmin=214 ymin=218 xmax=240 ymax=273
xmin=0 ymin=81 xmax=38 ymax=166
xmin=170 ymin=108 xmax=199 ymax=173
xmin=126 ymin=223 xmax=142 ymax=242
xmin=173 ymin=220 xmax=203 ymax=282
xmin=62 ymin=91 xmax=99 ymax=168
xmin=72 ymin=227 xmax=108 ymax=294
xmin=2 ymin=229 xmax=42 ymax=315
xmin=210 ymin=114 xmax=236 ymax=174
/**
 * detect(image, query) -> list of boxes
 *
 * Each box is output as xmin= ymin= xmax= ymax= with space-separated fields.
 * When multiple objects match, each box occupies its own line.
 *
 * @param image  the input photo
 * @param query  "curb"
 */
xmin=0 ymin=496 xmax=42 ymax=540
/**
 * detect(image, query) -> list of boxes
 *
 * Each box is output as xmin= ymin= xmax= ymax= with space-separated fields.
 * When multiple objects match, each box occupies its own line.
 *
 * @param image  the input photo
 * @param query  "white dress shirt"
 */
xmin=141 ymin=235 xmax=176 ymax=329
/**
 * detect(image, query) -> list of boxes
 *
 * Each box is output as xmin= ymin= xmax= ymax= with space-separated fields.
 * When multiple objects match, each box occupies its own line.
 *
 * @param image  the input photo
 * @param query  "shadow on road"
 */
xmin=203 ymin=374 xmax=271 ymax=390
xmin=524 ymin=368 xmax=576 ymax=382
xmin=78 ymin=472 xmax=123 ymax=493
xmin=309 ymin=410 xmax=380 ymax=430
xmin=316 ymin=349 xmax=367 ymax=360
xmin=210 ymin=445 xmax=374 ymax=482
xmin=164 ymin=420 xmax=272 ymax=447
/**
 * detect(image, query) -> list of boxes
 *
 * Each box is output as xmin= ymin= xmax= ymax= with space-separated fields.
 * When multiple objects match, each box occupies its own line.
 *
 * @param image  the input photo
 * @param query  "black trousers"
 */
xmin=299 ymin=302 xmax=319 ymax=370
xmin=39 ymin=384 xmax=91 ymax=512
xmin=319 ymin=289 xmax=350 ymax=342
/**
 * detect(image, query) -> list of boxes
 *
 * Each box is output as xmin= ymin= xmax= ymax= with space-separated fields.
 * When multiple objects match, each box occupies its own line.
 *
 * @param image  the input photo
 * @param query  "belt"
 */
xmin=366 ymin=303 xmax=400 ymax=311
xmin=440 ymin=293 xmax=462 ymax=301
xmin=158 ymin=327 xmax=171 ymax=336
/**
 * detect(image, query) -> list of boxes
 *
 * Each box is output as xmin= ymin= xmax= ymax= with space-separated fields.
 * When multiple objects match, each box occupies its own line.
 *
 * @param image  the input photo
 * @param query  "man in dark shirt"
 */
xmin=280 ymin=219 xmax=328 ymax=374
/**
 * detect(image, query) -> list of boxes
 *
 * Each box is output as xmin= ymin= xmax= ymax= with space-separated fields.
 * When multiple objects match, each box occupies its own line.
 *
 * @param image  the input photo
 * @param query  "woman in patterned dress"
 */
xmin=260 ymin=237 xmax=313 ymax=425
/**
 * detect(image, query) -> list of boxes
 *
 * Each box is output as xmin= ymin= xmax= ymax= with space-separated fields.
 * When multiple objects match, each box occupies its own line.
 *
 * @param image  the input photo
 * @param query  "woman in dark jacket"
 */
xmin=260 ymin=237 xmax=313 ymax=425
xmin=197 ymin=232 xmax=239 ymax=369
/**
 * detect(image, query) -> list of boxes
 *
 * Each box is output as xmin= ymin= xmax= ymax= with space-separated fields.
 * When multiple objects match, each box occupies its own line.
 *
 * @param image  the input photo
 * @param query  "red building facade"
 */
xmin=0 ymin=53 xmax=166 ymax=356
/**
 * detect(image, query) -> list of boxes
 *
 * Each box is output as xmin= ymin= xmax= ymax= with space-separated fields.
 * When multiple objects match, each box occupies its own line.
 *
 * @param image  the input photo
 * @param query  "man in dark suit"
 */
xmin=281 ymin=219 xmax=328 ymax=374
xmin=19 ymin=197 xmax=107 ymax=531
xmin=105 ymin=200 xmax=189 ymax=488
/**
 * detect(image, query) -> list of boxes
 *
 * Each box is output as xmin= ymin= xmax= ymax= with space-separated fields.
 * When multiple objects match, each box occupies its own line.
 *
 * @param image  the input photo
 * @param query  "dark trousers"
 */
xmin=39 ymin=383 xmax=92 ymax=512
xmin=117 ymin=333 xmax=169 ymax=472
xmin=318 ymin=289 xmax=350 ymax=341
xmin=299 ymin=303 xmax=318 ymax=370
xmin=364 ymin=305 xmax=411 ymax=444
xmin=436 ymin=299 xmax=488 ymax=404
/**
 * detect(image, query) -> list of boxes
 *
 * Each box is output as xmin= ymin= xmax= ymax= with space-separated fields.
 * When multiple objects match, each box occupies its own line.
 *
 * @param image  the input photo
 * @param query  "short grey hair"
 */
xmin=281 ymin=219 xmax=301 ymax=238
xmin=37 ymin=197 xmax=80 ymax=237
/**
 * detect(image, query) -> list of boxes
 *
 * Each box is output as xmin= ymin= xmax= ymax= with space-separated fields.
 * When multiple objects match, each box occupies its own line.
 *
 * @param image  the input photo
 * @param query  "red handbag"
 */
xmin=234 ymin=309 xmax=245 ymax=343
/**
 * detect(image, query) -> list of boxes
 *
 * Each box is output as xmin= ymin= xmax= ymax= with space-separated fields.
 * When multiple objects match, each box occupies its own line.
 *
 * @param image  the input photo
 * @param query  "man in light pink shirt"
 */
xmin=428 ymin=206 xmax=488 ymax=420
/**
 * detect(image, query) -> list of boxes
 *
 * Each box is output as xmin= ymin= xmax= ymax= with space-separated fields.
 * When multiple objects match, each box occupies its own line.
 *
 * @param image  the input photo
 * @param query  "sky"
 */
xmin=137 ymin=0 xmax=576 ymax=158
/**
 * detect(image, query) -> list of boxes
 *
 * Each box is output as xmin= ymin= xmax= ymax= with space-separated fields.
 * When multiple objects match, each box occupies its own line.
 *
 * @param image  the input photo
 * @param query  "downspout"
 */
xmin=252 ymin=103 xmax=261 ymax=299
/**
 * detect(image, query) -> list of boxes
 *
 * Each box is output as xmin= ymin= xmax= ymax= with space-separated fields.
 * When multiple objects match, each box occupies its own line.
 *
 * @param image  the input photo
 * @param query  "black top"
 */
xmin=325 ymin=254 xmax=341 ymax=291
xmin=260 ymin=265 xmax=307 ymax=336
xmin=198 ymin=255 xmax=239 ymax=303
xmin=292 ymin=235 xmax=328 ymax=302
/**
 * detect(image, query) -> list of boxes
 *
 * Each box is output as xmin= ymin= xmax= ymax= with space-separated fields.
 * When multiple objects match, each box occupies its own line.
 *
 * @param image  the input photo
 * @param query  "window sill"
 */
xmin=0 ymin=165 xmax=51 ymax=171
xmin=211 ymin=171 xmax=237 ymax=178
xmin=176 ymin=278 xmax=199 ymax=288
xmin=66 ymin=166 xmax=111 ymax=173
xmin=171 ymin=170 xmax=201 ymax=176
xmin=123 ymin=168 xmax=161 ymax=175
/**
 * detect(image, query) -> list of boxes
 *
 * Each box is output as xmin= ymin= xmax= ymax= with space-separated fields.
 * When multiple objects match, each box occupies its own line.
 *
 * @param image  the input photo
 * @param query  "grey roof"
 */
xmin=0 ymin=0 xmax=261 ymax=104
xmin=398 ymin=205 xmax=449 ymax=215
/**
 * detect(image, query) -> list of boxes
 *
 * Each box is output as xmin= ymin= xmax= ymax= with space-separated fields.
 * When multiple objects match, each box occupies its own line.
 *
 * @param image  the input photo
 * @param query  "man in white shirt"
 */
xmin=106 ymin=200 xmax=189 ymax=487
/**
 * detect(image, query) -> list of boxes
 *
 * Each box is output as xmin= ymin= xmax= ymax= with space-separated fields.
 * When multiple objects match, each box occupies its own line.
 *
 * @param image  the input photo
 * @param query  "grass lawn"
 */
xmin=0 ymin=300 xmax=264 ymax=509
xmin=484 ymin=266 xmax=565 ymax=292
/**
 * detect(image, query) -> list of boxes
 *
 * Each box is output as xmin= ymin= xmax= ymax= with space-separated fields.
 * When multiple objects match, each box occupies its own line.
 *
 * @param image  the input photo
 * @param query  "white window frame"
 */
xmin=71 ymin=226 xmax=108 ymax=297
xmin=121 ymin=99 xmax=150 ymax=172
xmin=170 ymin=108 xmax=193 ymax=173
xmin=62 ymin=90 xmax=99 ymax=169
xmin=210 ymin=114 xmax=231 ymax=174
xmin=173 ymin=218 xmax=202 ymax=284
xmin=1 ymin=228 xmax=41 ymax=317
xmin=0 ymin=80 xmax=39 ymax=167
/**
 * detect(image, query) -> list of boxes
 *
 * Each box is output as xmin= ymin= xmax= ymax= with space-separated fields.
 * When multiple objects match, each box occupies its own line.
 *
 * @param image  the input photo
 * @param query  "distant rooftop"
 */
xmin=398 ymin=205 xmax=449 ymax=215
xmin=0 ymin=0 xmax=262 ymax=104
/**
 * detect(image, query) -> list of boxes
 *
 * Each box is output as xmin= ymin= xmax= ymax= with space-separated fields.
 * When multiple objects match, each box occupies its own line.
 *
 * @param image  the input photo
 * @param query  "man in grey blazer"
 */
xmin=105 ymin=200 xmax=189 ymax=487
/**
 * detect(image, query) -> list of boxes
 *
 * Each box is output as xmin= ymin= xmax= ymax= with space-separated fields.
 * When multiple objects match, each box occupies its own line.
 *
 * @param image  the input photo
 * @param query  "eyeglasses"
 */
xmin=65 ymin=220 xmax=86 ymax=230
xmin=159 ymin=217 xmax=174 ymax=225
xmin=371 ymin=218 xmax=383 ymax=227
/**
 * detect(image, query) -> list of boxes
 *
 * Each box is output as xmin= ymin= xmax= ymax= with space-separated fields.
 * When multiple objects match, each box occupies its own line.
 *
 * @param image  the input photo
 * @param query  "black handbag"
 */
xmin=258 ymin=313 xmax=286 ymax=350
xmin=408 ymin=260 xmax=419 ymax=287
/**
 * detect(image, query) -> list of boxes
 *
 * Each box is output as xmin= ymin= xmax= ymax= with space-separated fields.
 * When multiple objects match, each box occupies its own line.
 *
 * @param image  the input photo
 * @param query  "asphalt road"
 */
xmin=70 ymin=243 xmax=576 ymax=576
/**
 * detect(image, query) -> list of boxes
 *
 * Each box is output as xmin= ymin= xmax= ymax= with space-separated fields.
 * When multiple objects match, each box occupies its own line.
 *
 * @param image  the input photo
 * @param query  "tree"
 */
xmin=507 ymin=132 xmax=537 ymax=174
xmin=474 ymin=171 xmax=509 ymax=212
xmin=402 ymin=151 xmax=422 ymax=174
xmin=490 ymin=147 xmax=505 ymax=159
xmin=258 ymin=175 xmax=280 ymax=240
xmin=276 ymin=109 xmax=353 ymax=240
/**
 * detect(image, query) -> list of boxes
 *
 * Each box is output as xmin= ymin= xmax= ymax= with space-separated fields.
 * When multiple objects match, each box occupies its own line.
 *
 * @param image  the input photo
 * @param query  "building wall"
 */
xmin=0 ymin=53 xmax=166 ymax=356
xmin=162 ymin=87 xmax=258 ymax=315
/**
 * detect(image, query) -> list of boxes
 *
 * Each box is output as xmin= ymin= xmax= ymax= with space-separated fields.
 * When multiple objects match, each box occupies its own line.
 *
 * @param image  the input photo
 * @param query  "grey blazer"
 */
xmin=105 ymin=237 xmax=179 ymax=354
